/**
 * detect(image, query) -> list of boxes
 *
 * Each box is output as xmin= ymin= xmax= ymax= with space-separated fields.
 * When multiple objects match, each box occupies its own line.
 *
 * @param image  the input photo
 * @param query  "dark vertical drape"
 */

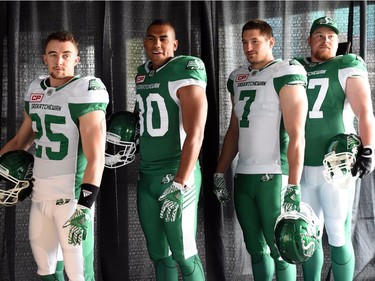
xmin=199 ymin=1 xmax=226 ymax=280
xmin=1 ymin=1 xmax=375 ymax=281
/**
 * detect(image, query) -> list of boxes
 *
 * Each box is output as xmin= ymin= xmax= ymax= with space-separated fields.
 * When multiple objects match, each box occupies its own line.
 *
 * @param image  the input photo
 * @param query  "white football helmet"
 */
xmin=323 ymin=133 xmax=362 ymax=188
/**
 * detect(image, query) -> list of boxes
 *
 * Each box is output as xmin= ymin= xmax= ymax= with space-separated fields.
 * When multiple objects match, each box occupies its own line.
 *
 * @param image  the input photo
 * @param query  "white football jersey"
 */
xmin=25 ymin=75 xmax=109 ymax=201
xmin=227 ymin=59 xmax=306 ymax=174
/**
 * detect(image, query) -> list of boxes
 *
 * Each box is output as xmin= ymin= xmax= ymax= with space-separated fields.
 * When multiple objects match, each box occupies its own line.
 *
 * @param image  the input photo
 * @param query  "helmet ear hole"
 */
xmin=0 ymin=150 xmax=34 ymax=206
xmin=105 ymin=111 xmax=140 ymax=169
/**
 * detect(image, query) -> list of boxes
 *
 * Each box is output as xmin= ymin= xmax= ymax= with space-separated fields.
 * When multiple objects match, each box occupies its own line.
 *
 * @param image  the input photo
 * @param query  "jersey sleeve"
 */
xmin=273 ymin=59 xmax=307 ymax=94
xmin=338 ymin=54 xmax=368 ymax=80
xmin=173 ymin=56 xmax=207 ymax=88
xmin=68 ymin=77 xmax=109 ymax=122
xmin=227 ymin=71 xmax=236 ymax=96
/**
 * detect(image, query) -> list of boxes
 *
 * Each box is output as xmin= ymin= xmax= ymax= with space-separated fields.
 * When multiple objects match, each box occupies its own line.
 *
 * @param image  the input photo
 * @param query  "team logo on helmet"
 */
xmin=274 ymin=202 xmax=322 ymax=264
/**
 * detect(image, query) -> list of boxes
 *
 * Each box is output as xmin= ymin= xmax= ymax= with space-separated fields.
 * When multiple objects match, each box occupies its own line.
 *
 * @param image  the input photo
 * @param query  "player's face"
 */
xmin=144 ymin=24 xmax=178 ymax=69
xmin=43 ymin=40 xmax=80 ymax=86
xmin=242 ymin=29 xmax=274 ymax=69
xmin=309 ymin=27 xmax=338 ymax=62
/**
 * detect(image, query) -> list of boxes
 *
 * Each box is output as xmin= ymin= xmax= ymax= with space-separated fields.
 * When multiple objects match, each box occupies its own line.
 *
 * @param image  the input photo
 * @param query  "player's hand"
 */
xmin=283 ymin=184 xmax=300 ymax=212
xmin=158 ymin=181 xmax=186 ymax=222
xmin=63 ymin=205 xmax=91 ymax=246
xmin=213 ymin=173 xmax=230 ymax=204
xmin=351 ymin=147 xmax=373 ymax=178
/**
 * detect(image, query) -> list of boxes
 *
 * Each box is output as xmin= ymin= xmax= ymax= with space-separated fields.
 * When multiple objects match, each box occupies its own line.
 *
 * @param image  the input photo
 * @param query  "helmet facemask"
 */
xmin=322 ymin=133 xmax=361 ymax=188
xmin=0 ymin=150 xmax=34 ymax=206
xmin=323 ymin=151 xmax=356 ymax=188
xmin=105 ymin=132 xmax=137 ymax=168
xmin=104 ymin=111 xmax=140 ymax=169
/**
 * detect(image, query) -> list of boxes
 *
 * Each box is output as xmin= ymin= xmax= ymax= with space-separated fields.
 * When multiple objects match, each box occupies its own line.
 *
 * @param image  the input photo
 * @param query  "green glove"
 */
xmin=213 ymin=173 xmax=230 ymax=204
xmin=283 ymin=184 xmax=301 ymax=212
xmin=158 ymin=181 xmax=186 ymax=222
xmin=63 ymin=205 xmax=91 ymax=246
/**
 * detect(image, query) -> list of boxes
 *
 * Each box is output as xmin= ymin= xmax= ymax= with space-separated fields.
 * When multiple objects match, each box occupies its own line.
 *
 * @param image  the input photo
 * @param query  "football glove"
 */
xmin=351 ymin=146 xmax=373 ymax=178
xmin=283 ymin=184 xmax=301 ymax=212
xmin=213 ymin=173 xmax=230 ymax=204
xmin=63 ymin=205 xmax=91 ymax=246
xmin=159 ymin=181 xmax=186 ymax=222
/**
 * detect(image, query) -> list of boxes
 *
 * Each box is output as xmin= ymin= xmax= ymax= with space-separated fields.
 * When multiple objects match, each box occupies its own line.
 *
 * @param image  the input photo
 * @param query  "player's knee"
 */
xmin=249 ymin=251 xmax=268 ymax=265
xmin=274 ymin=257 xmax=290 ymax=271
xmin=153 ymin=255 xmax=177 ymax=270
xmin=174 ymin=254 xmax=202 ymax=277
xmin=331 ymin=244 xmax=353 ymax=265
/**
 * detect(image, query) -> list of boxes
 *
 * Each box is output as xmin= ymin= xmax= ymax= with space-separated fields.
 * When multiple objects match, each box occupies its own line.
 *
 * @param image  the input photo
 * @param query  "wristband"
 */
xmin=362 ymin=146 xmax=374 ymax=156
xmin=78 ymin=183 xmax=99 ymax=208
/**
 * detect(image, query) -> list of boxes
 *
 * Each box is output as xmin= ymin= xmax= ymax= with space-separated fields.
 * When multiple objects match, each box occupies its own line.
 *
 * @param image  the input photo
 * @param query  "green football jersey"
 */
xmin=296 ymin=54 xmax=368 ymax=166
xmin=135 ymin=55 xmax=207 ymax=174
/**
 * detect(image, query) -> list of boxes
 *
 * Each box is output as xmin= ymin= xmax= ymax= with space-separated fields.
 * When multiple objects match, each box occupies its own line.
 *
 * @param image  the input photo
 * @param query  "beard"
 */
xmin=313 ymin=48 xmax=336 ymax=62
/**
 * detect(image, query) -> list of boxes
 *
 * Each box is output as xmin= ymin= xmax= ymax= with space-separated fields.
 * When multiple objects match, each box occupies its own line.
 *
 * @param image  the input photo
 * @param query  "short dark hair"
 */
xmin=146 ymin=19 xmax=176 ymax=38
xmin=242 ymin=19 xmax=274 ymax=38
xmin=44 ymin=31 xmax=79 ymax=54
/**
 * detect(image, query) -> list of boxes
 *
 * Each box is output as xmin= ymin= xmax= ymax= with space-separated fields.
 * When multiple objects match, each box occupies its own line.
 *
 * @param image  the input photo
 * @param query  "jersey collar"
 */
xmin=41 ymin=75 xmax=81 ymax=91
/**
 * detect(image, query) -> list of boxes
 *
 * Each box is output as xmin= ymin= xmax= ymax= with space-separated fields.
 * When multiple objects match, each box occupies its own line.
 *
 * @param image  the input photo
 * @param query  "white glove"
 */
xmin=63 ymin=205 xmax=91 ymax=246
xmin=213 ymin=173 xmax=230 ymax=204
xmin=158 ymin=181 xmax=186 ymax=222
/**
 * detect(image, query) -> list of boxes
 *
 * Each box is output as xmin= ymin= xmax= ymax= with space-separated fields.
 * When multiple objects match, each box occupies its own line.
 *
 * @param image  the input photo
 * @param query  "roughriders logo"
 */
xmin=301 ymin=233 xmax=316 ymax=258
xmin=136 ymin=75 xmax=146 ymax=84
xmin=30 ymin=93 xmax=44 ymax=102
xmin=236 ymin=74 xmax=249 ymax=82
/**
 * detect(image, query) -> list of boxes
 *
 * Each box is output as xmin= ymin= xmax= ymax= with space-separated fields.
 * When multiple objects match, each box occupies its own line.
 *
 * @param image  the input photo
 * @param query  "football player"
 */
xmin=134 ymin=19 xmax=207 ymax=280
xmin=0 ymin=31 xmax=109 ymax=281
xmin=214 ymin=19 xmax=308 ymax=280
xmin=295 ymin=16 xmax=375 ymax=281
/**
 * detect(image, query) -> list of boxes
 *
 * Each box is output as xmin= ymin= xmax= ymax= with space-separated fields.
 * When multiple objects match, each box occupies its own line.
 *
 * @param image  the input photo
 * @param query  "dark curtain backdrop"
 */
xmin=0 ymin=1 xmax=374 ymax=280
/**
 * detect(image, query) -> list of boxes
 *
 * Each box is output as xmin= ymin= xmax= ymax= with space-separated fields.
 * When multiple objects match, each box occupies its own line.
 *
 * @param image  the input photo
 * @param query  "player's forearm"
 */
xmin=82 ymin=159 xmax=105 ymax=186
xmin=174 ymin=136 xmax=203 ymax=186
xmin=215 ymin=133 xmax=238 ymax=173
xmin=358 ymin=114 xmax=375 ymax=147
xmin=0 ymin=135 xmax=34 ymax=155
xmin=287 ymin=136 xmax=305 ymax=184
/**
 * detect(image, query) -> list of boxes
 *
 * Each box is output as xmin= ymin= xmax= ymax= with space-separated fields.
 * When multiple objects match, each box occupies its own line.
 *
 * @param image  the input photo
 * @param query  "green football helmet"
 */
xmin=105 ymin=111 xmax=140 ymax=169
xmin=323 ymin=133 xmax=362 ymax=188
xmin=0 ymin=150 xmax=34 ymax=206
xmin=274 ymin=202 xmax=322 ymax=264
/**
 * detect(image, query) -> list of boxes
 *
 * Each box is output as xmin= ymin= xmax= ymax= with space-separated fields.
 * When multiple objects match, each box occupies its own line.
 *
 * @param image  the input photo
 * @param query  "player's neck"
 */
xmin=49 ymin=75 xmax=76 ymax=88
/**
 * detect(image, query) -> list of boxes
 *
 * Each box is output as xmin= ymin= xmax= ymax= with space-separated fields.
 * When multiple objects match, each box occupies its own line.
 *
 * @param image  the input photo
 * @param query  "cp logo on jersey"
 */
xmin=136 ymin=75 xmax=146 ymax=84
xmin=30 ymin=93 xmax=44 ymax=102
xmin=236 ymin=74 xmax=249 ymax=82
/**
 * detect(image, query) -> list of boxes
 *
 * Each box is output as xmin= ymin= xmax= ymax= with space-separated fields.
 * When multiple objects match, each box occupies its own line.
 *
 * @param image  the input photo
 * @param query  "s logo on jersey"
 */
xmin=30 ymin=93 xmax=44 ymax=102
xmin=236 ymin=74 xmax=249 ymax=82
xmin=136 ymin=75 xmax=146 ymax=84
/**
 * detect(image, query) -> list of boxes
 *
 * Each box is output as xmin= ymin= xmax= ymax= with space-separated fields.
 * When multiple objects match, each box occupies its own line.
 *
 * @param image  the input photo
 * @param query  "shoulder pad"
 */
xmin=185 ymin=58 xmax=205 ymax=70
xmin=88 ymin=78 xmax=106 ymax=91
xmin=288 ymin=59 xmax=302 ymax=66
xmin=341 ymin=53 xmax=365 ymax=64
xmin=180 ymin=56 xmax=205 ymax=70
